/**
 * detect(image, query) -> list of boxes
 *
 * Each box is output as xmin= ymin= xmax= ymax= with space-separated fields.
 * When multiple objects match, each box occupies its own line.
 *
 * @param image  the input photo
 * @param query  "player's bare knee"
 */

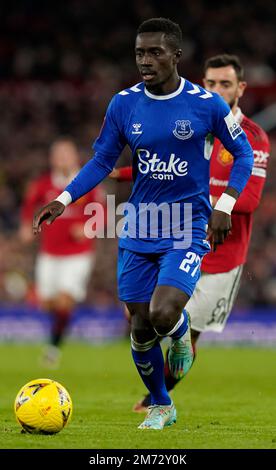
xmin=131 ymin=314 xmax=156 ymax=344
xmin=149 ymin=305 xmax=178 ymax=336
xmin=131 ymin=326 xmax=157 ymax=345
xmin=126 ymin=302 xmax=150 ymax=319
xmin=54 ymin=292 xmax=75 ymax=313
xmin=40 ymin=299 xmax=53 ymax=313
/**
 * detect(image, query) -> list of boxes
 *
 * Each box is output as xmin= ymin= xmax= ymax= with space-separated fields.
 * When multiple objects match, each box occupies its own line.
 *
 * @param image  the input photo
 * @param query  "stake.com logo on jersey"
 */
xmin=137 ymin=149 xmax=188 ymax=180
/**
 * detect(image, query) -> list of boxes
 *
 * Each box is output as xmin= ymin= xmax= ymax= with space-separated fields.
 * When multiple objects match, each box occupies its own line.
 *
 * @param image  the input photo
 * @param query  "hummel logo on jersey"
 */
xmin=173 ymin=120 xmax=194 ymax=140
xmin=132 ymin=123 xmax=142 ymax=134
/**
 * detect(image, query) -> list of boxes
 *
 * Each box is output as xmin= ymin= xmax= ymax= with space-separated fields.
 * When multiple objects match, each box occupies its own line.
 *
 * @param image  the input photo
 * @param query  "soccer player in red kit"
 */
xmin=111 ymin=54 xmax=270 ymax=411
xmin=20 ymin=138 xmax=105 ymax=366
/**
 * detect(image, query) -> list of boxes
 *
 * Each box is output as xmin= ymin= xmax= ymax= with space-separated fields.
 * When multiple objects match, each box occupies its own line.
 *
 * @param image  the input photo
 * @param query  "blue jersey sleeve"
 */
xmin=65 ymin=95 xmax=126 ymax=202
xmin=211 ymin=95 xmax=254 ymax=194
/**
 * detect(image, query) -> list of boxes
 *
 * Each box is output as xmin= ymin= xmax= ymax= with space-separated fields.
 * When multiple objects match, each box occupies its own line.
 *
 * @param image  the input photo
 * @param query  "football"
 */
xmin=14 ymin=378 xmax=72 ymax=434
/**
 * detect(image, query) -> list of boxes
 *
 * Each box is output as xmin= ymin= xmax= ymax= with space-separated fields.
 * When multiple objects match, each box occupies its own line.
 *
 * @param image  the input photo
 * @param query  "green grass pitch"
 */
xmin=0 ymin=341 xmax=276 ymax=449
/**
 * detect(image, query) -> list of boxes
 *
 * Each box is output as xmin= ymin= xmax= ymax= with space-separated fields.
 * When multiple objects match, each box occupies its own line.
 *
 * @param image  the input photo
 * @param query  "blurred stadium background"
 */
xmin=0 ymin=0 xmax=276 ymax=345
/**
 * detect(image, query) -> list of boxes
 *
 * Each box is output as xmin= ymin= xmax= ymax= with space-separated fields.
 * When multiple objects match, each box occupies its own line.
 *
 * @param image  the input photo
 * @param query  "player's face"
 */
xmin=50 ymin=141 xmax=80 ymax=176
xmin=203 ymin=65 xmax=247 ymax=110
xmin=135 ymin=32 xmax=181 ymax=92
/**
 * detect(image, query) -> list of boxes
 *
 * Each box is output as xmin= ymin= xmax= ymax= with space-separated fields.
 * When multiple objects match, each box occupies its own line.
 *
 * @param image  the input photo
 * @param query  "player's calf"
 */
xmin=132 ymin=327 xmax=198 ymax=414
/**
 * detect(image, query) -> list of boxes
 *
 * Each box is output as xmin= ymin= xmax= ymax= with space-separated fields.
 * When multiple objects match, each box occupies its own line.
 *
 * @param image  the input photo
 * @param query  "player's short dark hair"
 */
xmin=204 ymin=54 xmax=244 ymax=81
xmin=137 ymin=18 xmax=182 ymax=50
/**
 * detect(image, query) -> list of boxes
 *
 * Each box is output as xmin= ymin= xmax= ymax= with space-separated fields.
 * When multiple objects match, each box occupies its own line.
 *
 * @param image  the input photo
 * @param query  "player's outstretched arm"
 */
xmin=33 ymin=200 xmax=65 ymax=235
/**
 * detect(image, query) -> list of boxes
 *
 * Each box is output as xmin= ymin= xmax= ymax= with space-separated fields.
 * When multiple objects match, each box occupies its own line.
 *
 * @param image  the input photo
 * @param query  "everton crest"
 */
xmin=173 ymin=120 xmax=194 ymax=140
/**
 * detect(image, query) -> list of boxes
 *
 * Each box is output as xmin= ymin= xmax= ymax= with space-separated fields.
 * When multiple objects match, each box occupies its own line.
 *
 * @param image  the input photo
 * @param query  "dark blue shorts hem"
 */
xmin=119 ymin=278 xmax=193 ymax=302
xmin=118 ymin=294 xmax=152 ymax=303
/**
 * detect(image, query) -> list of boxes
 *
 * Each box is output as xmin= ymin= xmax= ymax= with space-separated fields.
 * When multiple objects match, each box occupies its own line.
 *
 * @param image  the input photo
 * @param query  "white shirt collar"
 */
xmin=144 ymin=77 xmax=185 ymax=100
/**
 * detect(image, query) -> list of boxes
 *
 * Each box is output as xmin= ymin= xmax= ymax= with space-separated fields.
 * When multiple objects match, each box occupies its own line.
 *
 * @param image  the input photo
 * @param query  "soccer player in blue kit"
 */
xmin=33 ymin=18 xmax=253 ymax=430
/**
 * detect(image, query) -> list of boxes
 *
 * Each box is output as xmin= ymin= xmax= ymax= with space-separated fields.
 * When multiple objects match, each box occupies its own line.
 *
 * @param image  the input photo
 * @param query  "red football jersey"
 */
xmin=202 ymin=108 xmax=270 ymax=273
xmin=21 ymin=173 xmax=106 ymax=256
xmin=117 ymin=166 xmax=133 ymax=182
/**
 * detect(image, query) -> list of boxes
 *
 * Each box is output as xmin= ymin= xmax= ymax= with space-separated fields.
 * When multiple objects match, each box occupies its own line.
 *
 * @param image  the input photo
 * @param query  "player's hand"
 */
xmin=109 ymin=168 xmax=120 ymax=179
xmin=210 ymin=195 xmax=218 ymax=208
xmin=207 ymin=209 xmax=232 ymax=252
xmin=33 ymin=201 xmax=65 ymax=235
xmin=69 ymin=223 xmax=86 ymax=241
xmin=19 ymin=223 xmax=34 ymax=244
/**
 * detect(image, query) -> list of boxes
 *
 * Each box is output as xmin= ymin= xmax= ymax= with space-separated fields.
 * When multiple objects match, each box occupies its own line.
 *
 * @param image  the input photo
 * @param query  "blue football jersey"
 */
xmin=92 ymin=77 xmax=253 ymax=252
xmin=65 ymin=77 xmax=253 ymax=253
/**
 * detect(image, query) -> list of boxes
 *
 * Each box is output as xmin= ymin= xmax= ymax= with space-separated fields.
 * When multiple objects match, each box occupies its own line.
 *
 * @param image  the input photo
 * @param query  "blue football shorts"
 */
xmin=118 ymin=241 xmax=210 ymax=302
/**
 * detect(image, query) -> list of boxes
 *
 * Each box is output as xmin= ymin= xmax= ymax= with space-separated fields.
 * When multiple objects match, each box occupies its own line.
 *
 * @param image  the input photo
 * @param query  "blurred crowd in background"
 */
xmin=0 ymin=0 xmax=276 ymax=309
